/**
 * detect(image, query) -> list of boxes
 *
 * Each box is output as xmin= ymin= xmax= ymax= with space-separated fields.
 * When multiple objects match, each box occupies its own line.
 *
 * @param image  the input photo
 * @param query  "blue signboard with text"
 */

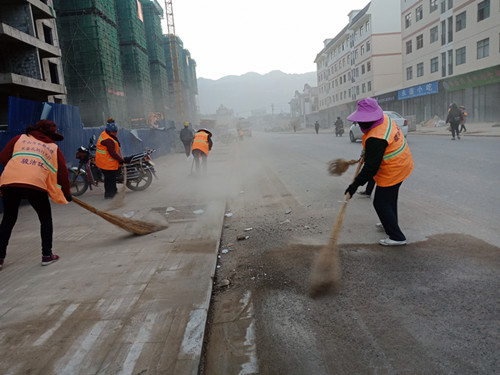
xmin=398 ymin=81 xmax=438 ymax=100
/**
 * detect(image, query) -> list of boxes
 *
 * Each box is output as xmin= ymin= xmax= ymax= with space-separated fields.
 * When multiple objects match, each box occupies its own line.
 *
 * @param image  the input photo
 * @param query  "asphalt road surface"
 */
xmin=201 ymin=131 xmax=499 ymax=375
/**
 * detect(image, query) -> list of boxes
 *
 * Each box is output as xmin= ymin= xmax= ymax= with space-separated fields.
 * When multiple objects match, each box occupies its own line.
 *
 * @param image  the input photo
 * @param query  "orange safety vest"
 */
xmin=362 ymin=115 xmax=414 ymax=187
xmin=0 ymin=134 xmax=67 ymax=204
xmin=96 ymin=131 xmax=121 ymax=170
xmin=191 ymin=131 xmax=210 ymax=155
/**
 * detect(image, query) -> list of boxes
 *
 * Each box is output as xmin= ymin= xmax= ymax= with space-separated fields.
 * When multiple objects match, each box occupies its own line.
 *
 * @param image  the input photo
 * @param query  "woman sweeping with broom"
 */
xmin=344 ymin=98 xmax=413 ymax=246
xmin=0 ymin=120 xmax=72 ymax=269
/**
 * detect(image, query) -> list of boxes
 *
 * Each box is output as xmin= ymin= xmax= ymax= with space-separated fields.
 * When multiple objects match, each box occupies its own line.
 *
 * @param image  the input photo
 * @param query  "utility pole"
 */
xmin=164 ymin=0 xmax=184 ymax=127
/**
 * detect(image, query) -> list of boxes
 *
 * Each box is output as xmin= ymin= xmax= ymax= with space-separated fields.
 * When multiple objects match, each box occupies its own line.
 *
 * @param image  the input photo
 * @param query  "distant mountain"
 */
xmin=197 ymin=70 xmax=317 ymax=117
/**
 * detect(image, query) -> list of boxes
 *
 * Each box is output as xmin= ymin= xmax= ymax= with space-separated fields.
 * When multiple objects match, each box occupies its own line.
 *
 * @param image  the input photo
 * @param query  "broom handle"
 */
xmin=72 ymin=197 xmax=99 ymax=214
xmin=328 ymin=156 xmax=365 ymax=244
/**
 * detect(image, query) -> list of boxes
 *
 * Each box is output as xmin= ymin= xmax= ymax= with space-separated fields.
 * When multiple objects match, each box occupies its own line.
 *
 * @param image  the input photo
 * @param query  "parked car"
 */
xmin=349 ymin=111 xmax=408 ymax=143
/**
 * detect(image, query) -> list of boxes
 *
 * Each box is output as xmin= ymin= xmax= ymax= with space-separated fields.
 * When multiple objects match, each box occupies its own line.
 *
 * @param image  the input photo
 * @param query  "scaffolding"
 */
xmin=54 ymin=0 xmax=127 ymax=127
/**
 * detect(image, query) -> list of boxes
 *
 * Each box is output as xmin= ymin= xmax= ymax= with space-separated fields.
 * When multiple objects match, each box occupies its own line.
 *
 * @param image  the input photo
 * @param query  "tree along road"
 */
xmin=200 ymin=131 xmax=499 ymax=375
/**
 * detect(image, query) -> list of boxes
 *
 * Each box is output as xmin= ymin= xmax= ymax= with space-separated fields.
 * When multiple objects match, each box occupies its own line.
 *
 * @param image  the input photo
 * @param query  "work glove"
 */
xmin=344 ymin=184 xmax=358 ymax=198
xmin=65 ymin=194 xmax=72 ymax=202
xmin=124 ymin=156 xmax=132 ymax=164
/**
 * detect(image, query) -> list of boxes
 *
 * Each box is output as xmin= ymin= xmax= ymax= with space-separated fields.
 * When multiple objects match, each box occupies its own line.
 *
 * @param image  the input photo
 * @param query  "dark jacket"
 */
xmin=446 ymin=105 xmax=462 ymax=125
xmin=180 ymin=127 xmax=194 ymax=144
xmin=0 ymin=131 xmax=71 ymax=196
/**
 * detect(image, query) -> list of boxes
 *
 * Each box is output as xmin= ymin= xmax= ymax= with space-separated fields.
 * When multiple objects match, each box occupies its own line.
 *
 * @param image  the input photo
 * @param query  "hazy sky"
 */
xmin=161 ymin=0 xmax=370 ymax=80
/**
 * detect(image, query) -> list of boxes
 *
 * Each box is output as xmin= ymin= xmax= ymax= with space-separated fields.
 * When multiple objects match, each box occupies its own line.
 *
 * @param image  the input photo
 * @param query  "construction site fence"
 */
xmin=1 ymin=96 xmax=176 ymax=173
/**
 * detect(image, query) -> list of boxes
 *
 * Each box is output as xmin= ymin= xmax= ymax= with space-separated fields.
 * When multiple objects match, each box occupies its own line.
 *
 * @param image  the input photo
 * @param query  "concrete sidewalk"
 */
xmin=413 ymin=121 xmax=500 ymax=137
xmin=0 ymin=144 xmax=235 ymax=374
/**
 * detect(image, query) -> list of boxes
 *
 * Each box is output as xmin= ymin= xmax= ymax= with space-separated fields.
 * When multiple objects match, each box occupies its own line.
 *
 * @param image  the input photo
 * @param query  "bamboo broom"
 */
xmin=309 ymin=157 xmax=364 ymax=297
xmin=72 ymin=197 xmax=167 ymax=235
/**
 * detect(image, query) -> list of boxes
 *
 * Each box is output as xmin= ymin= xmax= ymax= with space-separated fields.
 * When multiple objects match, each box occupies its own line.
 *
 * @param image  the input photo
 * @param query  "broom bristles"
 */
xmin=72 ymin=197 xmax=167 ymax=235
xmin=328 ymin=159 xmax=359 ymax=176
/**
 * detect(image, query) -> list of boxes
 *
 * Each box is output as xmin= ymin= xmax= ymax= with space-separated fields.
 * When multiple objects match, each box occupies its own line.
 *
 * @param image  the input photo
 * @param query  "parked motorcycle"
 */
xmin=69 ymin=136 xmax=157 ymax=196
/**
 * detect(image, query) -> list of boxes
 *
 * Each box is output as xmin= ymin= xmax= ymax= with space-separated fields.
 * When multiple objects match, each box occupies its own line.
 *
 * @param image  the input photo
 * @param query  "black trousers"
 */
xmin=102 ymin=169 xmax=118 ymax=198
xmin=0 ymin=186 xmax=53 ymax=259
xmin=183 ymin=142 xmax=192 ymax=157
xmin=450 ymin=122 xmax=460 ymax=138
xmin=373 ymin=182 xmax=406 ymax=241
xmin=192 ymin=149 xmax=207 ymax=174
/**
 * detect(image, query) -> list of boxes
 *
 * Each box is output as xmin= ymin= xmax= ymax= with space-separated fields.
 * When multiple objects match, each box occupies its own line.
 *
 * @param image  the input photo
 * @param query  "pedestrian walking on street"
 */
xmin=95 ymin=118 xmax=124 ymax=199
xmin=446 ymin=103 xmax=462 ymax=140
xmin=180 ymin=122 xmax=194 ymax=157
xmin=314 ymin=121 xmax=320 ymax=134
xmin=191 ymin=128 xmax=213 ymax=175
xmin=459 ymin=105 xmax=468 ymax=133
xmin=0 ymin=120 xmax=72 ymax=269
xmin=344 ymin=98 xmax=414 ymax=246
xmin=335 ymin=117 xmax=344 ymax=137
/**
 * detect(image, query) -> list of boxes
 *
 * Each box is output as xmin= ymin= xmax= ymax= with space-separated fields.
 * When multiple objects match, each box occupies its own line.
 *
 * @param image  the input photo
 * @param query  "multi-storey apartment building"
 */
xmin=0 ymin=0 xmax=66 ymax=127
xmin=401 ymin=0 xmax=500 ymax=122
xmin=315 ymin=0 xmax=403 ymax=126
xmin=289 ymin=84 xmax=319 ymax=128
xmin=315 ymin=0 xmax=499 ymax=127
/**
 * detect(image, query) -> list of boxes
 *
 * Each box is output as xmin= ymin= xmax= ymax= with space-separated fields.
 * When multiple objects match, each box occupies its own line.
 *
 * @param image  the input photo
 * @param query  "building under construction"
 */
xmin=162 ymin=34 xmax=198 ymax=127
xmin=53 ymin=0 xmax=197 ymax=128
xmin=0 ymin=0 xmax=67 ymax=127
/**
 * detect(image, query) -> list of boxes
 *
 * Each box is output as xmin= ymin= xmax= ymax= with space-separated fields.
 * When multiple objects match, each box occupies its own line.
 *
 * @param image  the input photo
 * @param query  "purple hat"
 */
xmin=347 ymin=98 xmax=384 ymax=122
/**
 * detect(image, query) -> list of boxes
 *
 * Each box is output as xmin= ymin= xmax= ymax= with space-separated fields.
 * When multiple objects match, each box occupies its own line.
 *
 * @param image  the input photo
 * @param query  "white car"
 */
xmin=349 ymin=111 xmax=408 ymax=143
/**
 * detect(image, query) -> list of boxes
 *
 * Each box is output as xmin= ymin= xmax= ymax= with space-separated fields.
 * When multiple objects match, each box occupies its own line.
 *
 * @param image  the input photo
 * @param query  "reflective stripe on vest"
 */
xmin=191 ymin=132 xmax=210 ymax=154
xmin=0 ymin=134 xmax=67 ymax=204
xmin=95 ymin=131 xmax=121 ymax=170
xmin=362 ymin=115 xmax=414 ymax=187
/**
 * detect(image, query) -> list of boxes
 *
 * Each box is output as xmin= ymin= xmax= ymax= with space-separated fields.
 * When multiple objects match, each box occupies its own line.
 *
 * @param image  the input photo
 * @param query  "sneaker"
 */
xmin=41 ymin=254 xmax=60 ymax=266
xmin=451 ymin=137 xmax=455 ymax=140
xmin=379 ymin=238 xmax=407 ymax=246
xmin=0 ymin=258 xmax=4 ymax=270
xmin=457 ymin=136 xmax=461 ymax=139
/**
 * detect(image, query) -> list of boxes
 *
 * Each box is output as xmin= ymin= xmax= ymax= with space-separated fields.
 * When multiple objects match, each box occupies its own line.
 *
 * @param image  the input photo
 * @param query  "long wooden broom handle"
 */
xmin=327 ymin=156 xmax=365 ymax=244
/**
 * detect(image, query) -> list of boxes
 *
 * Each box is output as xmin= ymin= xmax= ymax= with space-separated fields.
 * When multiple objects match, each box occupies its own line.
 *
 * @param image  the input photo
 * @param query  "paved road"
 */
xmin=203 ymin=130 xmax=500 ymax=375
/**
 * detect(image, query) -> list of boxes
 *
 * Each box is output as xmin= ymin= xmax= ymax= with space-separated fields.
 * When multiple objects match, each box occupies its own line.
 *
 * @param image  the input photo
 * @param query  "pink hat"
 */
xmin=347 ymin=98 xmax=384 ymax=122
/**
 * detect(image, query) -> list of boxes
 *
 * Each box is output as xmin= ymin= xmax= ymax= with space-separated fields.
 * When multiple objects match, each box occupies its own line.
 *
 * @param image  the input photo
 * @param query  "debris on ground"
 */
xmin=193 ymin=209 xmax=204 ymax=215
xmin=285 ymin=209 xmax=292 ymax=214
xmin=237 ymin=235 xmax=249 ymax=241
xmin=244 ymin=227 xmax=253 ymax=231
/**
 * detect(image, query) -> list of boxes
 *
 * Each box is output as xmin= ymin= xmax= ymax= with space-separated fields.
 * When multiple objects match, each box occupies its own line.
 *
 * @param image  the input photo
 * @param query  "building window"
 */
xmin=477 ymin=0 xmax=490 ymax=21
xmin=416 ymin=5 xmax=423 ymax=21
xmin=430 ymin=26 xmax=438 ymax=43
xmin=43 ymin=25 xmax=53 ymax=45
xmin=431 ymin=57 xmax=439 ymax=73
xmin=477 ymin=38 xmax=489 ymax=59
xmin=361 ymin=45 xmax=365 ymax=55
xmin=417 ymin=34 xmax=423 ymax=49
xmin=447 ymin=17 xmax=453 ymax=43
xmin=367 ymin=81 xmax=371 ymax=91
xmin=430 ymin=0 xmax=438 ymax=12
xmin=417 ymin=62 xmax=424 ymax=77
xmin=441 ymin=20 xmax=446 ymax=45
xmin=406 ymin=67 xmax=413 ymax=80
xmin=366 ymin=41 xmax=371 ymax=52
xmin=365 ymin=21 xmax=370 ymax=32
xmin=406 ymin=40 xmax=413 ymax=54
xmin=456 ymin=47 xmax=466 ymax=65
xmin=441 ymin=0 xmax=446 ymax=13
xmin=447 ymin=49 xmax=453 ymax=75
xmin=362 ymin=64 xmax=365 ymax=74
xmin=362 ymin=83 xmax=366 ymax=93
xmin=48 ymin=62 xmax=59 ymax=84
xmin=405 ymin=13 xmax=412 ymax=28
xmin=448 ymin=0 xmax=453 ymax=9
xmin=441 ymin=52 xmax=446 ymax=77
xmin=367 ymin=62 xmax=371 ymax=72
xmin=456 ymin=11 xmax=466 ymax=32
